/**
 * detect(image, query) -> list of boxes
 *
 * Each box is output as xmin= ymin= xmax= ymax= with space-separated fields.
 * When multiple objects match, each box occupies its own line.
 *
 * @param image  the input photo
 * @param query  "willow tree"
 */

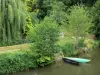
xmin=0 ymin=0 xmax=27 ymax=45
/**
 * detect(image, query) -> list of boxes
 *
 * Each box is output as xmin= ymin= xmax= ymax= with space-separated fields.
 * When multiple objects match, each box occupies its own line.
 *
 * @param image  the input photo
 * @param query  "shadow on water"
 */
xmin=12 ymin=49 xmax=100 ymax=75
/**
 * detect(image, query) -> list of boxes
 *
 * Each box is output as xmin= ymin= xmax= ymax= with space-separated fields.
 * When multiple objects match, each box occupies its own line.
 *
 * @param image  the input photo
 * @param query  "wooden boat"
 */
xmin=62 ymin=57 xmax=90 ymax=65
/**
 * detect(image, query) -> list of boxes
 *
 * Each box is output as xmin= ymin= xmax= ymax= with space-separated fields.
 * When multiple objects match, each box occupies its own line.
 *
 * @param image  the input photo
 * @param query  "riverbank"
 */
xmin=11 ymin=49 xmax=100 ymax=75
xmin=0 ymin=50 xmax=54 ymax=75
xmin=0 ymin=37 xmax=97 ymax=75
xmin=0 ymin=47 xmax=95 ymax=75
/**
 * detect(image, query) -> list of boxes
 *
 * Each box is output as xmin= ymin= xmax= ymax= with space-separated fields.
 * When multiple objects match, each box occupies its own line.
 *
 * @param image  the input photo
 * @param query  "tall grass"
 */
xmin=57 ymin=37 xmax=76 ymax=56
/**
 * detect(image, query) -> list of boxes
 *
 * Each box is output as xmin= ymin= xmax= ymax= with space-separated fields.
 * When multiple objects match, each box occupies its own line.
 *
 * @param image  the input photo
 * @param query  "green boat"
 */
xmin=63 ymin=57 xmax=91 ymax=63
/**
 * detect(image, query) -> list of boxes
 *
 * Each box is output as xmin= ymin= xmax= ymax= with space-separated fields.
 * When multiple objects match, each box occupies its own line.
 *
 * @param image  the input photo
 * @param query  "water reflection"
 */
xmin=12 ymin=49 xmax=100 ymax=75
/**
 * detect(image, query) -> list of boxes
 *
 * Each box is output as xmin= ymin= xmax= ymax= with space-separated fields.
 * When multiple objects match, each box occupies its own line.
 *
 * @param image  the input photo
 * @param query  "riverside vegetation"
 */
xmin=0 ymin=0 xmax=100 ymax=75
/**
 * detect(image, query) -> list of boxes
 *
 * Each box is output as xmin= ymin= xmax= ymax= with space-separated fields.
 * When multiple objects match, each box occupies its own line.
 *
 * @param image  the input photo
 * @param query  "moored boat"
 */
xmin=62 ymin=57 xmax=90 ymax=65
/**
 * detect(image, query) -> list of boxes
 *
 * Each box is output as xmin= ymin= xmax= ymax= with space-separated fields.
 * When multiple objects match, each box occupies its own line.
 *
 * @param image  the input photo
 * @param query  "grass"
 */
xmin=0 ymin=44 xmax=30 ymax=53
xmin=57 ymin=37 xmax=76 ymax=56
xmin=58 ymin=37 xmax=75 ymax=45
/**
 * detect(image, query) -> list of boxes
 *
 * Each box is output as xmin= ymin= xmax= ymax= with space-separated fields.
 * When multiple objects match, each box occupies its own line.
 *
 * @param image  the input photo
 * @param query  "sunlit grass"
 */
xmin=0 ymin=44 xmax=30 ymax=53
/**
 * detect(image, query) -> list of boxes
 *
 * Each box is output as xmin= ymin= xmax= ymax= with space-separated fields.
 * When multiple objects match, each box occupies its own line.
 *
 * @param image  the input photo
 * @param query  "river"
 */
xmin=12 ymin=49 xmax=100 ymax=75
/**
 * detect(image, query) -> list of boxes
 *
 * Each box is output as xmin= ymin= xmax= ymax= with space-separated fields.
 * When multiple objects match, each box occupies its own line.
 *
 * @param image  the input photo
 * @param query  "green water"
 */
xmin=12 ymin=49 xmax=100 ymax=75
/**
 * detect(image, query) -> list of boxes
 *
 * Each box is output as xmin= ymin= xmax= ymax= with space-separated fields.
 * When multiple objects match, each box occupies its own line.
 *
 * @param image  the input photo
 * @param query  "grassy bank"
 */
xmin=0 ymin=36 xmax=96 ymax=75
xmin=57 ymin=36 xmax=96 ymax=57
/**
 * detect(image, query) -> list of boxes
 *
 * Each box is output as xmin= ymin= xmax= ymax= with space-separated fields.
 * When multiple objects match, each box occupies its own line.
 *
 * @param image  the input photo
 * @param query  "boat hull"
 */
xmin=62 ymin=58 xmax=80 ymax=65
xmin=62 ymin=57 xmax=90 ymax=65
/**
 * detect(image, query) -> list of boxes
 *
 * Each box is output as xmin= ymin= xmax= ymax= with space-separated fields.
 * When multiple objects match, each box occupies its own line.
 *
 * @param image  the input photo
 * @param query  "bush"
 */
xmin=36 ymin=56 xmax=53 ymax=67
xmin=27 ymin=17 xmax=60 ymax=57
xmin=0 ymin=50 xmax=53 ymax=75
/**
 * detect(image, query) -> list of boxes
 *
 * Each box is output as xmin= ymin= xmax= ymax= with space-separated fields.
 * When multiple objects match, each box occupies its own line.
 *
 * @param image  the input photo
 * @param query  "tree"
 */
xmin=90 ymin=0 xmax=100 ymax=40
xmin=27 ymin=17 xmax=59 ymax=57
xmin=0 ymin=0 xmax=27 ymax=45
xmin=49 ymin=1 xmax=67 ymax=26
xmin=66 ymin=5 xmax=92 ymax=49
xmin=25 ymin=0 xmax=51 ymax=21
xmin=25 ymin=0 xmax=37 ymax=12
xmin=25 ymin=0 xmax=67 ymax=22
xmin=59 ymin=0 xmax=97 ymax=7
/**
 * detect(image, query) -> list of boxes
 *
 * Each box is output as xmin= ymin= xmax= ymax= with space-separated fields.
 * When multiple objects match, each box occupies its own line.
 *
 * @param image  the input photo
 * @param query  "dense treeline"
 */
xmin=0 ymin=0 xmax=100 ymax=46
xmin=26 ymin=0 xmax=97 ymax=20
xmin=25 ymin=0 xmax=100 ymax=40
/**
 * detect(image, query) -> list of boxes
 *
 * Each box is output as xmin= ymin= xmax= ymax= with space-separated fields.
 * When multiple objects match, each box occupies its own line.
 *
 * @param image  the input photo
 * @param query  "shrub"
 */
xmin=0 ymin=50 xmax=53 ymax=75
xmin=36 ymin=56 xmax=53 ymax=67
xmin=27 ymin=17 xmax=60 ymax=57
xmin=0 ymin=51 xmax=36 ymax=75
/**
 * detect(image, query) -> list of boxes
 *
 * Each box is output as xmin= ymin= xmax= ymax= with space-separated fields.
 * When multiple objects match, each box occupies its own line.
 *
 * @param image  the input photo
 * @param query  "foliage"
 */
xmin=84 ymin=38 xmax=95 ymax=49
xmin=0 ymin=50 xmax=53 ymax=75
xmin=49 ymin=1 xmax=67 ymax=26
xmin=90 ymin=0 xmax=100 ymax=40
xmin=57 ymin=38 xmax=75 ymax=56
xmin=0 ymin=50 xmax=36 ymax=75
xmin=0 ymin=0 xmax=97 ymax=46
xmin=25 ymin=0 xmax=96 ymax=22
xmin=25 ymin=0 xmax=52 ymax=20
xmin=66 ymin=5 xmax=93 ymax=49
xmin=78 ymin=38 xmax=86 ymax=48
xmin=29 ymin=12 xmax=39 ymax=24
xmin=59 ymin=0 xmax=97 ymax=7
xmin=25 ymin=14 xmax=34 ymax=40
xmin=36 ymin=56 xmax=53 ymax=67
xmin=25 ymin=0 xmax=37 ymax=12
xmin=27 ymin=17 xmax=60 ymax=57
xmin=25 ymin=0 xmax=67 ymax=22
xmin=94 ymin=40 xmax=100 ymax=48
xmin=0 ymin=0 xmax=27 ymax=46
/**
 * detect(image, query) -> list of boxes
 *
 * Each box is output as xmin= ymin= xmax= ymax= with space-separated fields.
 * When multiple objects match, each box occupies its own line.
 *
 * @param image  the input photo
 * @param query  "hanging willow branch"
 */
xmin=0 ymin=0 xmax=27 ymax=45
